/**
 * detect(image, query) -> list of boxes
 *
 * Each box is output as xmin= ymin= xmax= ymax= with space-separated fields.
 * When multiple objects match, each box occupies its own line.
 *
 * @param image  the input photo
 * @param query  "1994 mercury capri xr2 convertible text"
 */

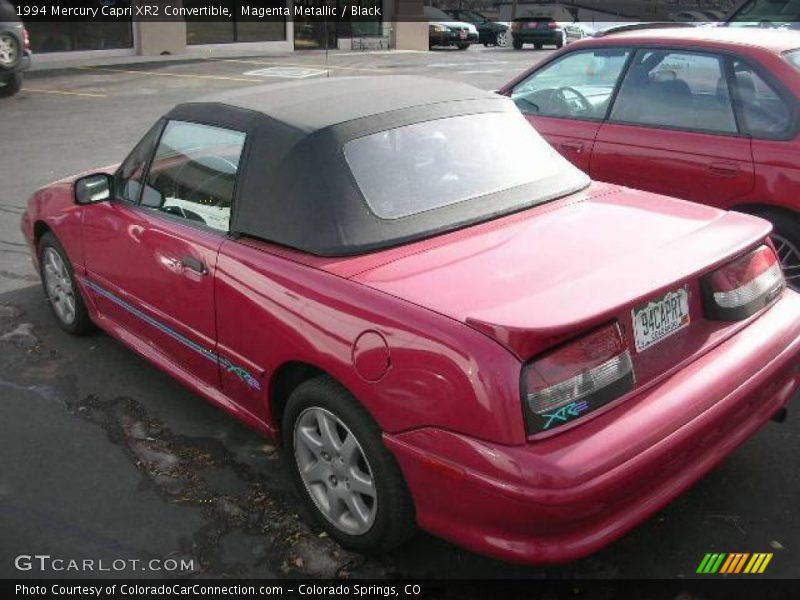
xmin=20 ymin=77 xmax=800 ymax=564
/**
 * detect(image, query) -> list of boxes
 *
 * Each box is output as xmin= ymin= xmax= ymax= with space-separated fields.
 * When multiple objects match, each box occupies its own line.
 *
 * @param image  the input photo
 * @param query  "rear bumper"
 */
xmin=385 ymin=291 xmax=800 ymax=564
xmin=431 ymin=31 xmax=478 ymax=46
xmin=513 ymin=31 xmax=561 ymax=43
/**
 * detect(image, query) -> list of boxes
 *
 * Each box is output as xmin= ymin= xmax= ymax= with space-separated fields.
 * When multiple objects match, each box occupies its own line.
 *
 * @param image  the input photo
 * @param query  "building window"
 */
xmin=185 ymin=1 xmax=286 ymax=45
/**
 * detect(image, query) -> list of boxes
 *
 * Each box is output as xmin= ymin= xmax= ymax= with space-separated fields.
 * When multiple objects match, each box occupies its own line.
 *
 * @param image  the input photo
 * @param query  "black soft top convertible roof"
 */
xmin=165 ymin=76 xmax=582 ymax=256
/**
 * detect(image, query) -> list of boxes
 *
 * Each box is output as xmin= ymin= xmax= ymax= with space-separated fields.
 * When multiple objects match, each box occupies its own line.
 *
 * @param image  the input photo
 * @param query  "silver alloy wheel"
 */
xmin=0 ymin=34 xmax=18 ymax=68
xmin=496 ymin=30 xmax=508 ymax=47
xmin=42 ymin=248 xmax=77 ymax=325
xmin=294 ymin=407 xmax=377 ymax=535
xmin=773 ymin=233 xmax=800 ymax=290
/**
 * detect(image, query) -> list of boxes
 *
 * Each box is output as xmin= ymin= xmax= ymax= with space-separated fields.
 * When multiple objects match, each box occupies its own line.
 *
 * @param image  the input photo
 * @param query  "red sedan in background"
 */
xmin=501 ymin=26 xmax=800 ymax=288
xmin=20 ymin=77 xmax=800 ymax=564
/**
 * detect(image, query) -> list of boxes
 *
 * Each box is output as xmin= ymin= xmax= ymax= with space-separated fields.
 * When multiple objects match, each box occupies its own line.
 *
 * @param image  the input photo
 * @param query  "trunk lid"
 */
xmin=348 ymin=185 xmax=772 ymax=366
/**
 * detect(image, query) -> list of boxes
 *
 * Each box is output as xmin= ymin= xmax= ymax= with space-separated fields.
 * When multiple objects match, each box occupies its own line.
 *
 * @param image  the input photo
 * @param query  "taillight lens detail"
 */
xmin=703 ymin=245 xmax=784 ymax=321
xmin=23 ymin=29 xmax=30 ymax=51
xmin=522 ymin=323 xmax=635 ymax=435
xmin=548 ymin=21 xmax=559 ymax=29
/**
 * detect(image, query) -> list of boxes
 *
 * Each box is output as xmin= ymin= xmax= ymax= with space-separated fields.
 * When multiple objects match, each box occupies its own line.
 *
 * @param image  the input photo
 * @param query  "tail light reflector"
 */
xmin=703 ymin=245 xmax=784 ymax=320
xmin=23 ymin=28 xmax=30 ymax=51
xmin=522 ymin=323 xmax=635 ymax=435
xmin=548 ymin=21 xmax=559 ymax=29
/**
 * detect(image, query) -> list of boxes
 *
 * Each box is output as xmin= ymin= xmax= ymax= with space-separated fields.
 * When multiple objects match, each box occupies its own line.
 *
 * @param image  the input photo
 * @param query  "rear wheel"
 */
xmin=456 ymin=43 xmax=470 ymax=50
xmin=495 ymin=31 xmax=508 ymax=47
xmin=38 ymin=233 xmax=92 ymax=335
xmin=0 ymin=71 xmax=22 ymax=97
xmin=756 ymin=210 xmax=800 ymax=290
xmin=513 ymin=38 xmax=523 ymax=49
xmin=534 ymin=42 xmax=543 ymax=50
xmin=283 ymin=376 xmax=416 ymax=553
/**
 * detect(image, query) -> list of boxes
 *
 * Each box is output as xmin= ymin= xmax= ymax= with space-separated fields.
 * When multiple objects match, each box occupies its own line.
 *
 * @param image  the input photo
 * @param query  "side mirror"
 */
xmin=75 ymin=173 xmax=113 ymax=205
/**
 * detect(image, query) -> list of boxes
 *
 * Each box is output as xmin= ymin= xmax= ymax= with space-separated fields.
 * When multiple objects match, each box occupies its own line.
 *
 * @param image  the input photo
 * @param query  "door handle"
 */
xmin=560 ymin=141 xmax=585 ymax=154
xmin=180 ymin=255 xmax=208 ymax=276
xmin=708 ymin=162 xmax=739 ymax=178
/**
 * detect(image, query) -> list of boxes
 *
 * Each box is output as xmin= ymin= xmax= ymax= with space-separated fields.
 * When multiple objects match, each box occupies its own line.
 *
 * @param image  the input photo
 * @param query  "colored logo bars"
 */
xmin=697 ymin=553 xmax=773 ymax=574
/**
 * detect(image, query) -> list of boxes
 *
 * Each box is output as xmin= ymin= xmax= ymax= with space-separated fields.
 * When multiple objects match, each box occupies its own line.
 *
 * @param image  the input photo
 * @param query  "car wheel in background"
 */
xmin=456 ymin=43 xmax=470 ymax=50
xmin=0 ymin=71 xmax=22 ymax=97
xmin=534 ymin=42 xmax=543 ymax=49
xmin=513 ymin=38 xmax=523 ymax=49
xmin=0 ymin=31 xmax=21 ymax=69
xmin=756 ymin=210 xmax=800 ymax=290
xmin=496 ymin=30 xmax=508 ymax=47
xmin=38 ymin=233 xmax=93 ymax=335
xmin=283 ymin=376 xmax=416 ymax=553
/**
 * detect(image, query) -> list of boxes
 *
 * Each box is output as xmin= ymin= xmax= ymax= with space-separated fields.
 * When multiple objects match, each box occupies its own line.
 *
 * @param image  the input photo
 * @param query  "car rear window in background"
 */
xmin=784 ymin=49 xmax=800 ymax=70
xmin=611 ymin=50 xmax=738 ymax=134
xmin=344 ymin=111 xmax=577 ymax=219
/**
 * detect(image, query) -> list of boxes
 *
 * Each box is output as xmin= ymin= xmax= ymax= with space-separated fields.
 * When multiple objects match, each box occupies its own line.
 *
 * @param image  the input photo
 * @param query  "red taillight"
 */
xmin=548 ymin=21 xmax=559 ymax=29
xmin=703 ymin=245 xmax=784 ymax=320
xmin=522 ymin=323 xmax=635 ymax=435
xmin=511 ymin=21 xmax=522 ymax=30
xmin=23 ymin=28 xmax=30 ymax=51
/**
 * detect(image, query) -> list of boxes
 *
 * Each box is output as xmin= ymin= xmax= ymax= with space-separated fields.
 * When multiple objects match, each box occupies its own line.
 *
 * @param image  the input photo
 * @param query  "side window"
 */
xmin=142 ymin=121 xmax=246 ymax=232
xmin=731 ymin=60 xmax=793 ymax=137
xmin=114 ymin=121 xmax=163 ymax=204
xmin=610 ymin=50 xmax=738 ymax=134
xmin=511 ymin=49 xmax=631 ymax=120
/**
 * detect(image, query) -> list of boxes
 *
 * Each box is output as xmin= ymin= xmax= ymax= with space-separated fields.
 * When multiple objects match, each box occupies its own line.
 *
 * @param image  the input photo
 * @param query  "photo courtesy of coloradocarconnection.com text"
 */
xmin=1 ymin=0 xmax=800 ymax=598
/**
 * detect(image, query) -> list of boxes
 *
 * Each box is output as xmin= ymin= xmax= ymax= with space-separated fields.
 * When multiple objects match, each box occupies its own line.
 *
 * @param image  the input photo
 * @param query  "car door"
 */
xmin=507 ymin=47 xmax=632 ymax=172
xmin=592 ymin=49 xmax=755 ymax=207
xmin=81 ymin=119 xmax=247 ymax=389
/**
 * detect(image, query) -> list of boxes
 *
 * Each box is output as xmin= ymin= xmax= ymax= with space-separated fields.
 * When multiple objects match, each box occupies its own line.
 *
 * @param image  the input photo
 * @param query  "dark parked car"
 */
xmin=444 ymin=9 xmax=510 ymax=47
xmin=510 ymin=16 xmax=585 ymax=50
xmin=0 ymin=0 xmax=30 ymax=97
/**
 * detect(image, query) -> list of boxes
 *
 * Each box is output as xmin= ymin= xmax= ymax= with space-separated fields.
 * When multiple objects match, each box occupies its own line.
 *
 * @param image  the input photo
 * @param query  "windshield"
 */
xmin=725 ymin=0 xmax=800 ymax=27
xmin=343 ymin=110 xmax=588 ymax=220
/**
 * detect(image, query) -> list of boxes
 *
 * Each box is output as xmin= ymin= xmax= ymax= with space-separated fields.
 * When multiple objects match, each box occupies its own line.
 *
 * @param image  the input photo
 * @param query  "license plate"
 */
xmin=632 ymin=286 xmax=690 ymax=353
xmin=459 ymin=30 xmax=467 ymax=39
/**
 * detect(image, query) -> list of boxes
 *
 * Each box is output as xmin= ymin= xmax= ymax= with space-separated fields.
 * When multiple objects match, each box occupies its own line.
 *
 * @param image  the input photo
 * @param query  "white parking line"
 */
xmin=243 ymin=66 xmax=329 ymax=79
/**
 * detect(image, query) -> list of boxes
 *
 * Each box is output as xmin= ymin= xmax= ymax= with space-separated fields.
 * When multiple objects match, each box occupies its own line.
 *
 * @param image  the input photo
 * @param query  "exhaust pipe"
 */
xmin=771 ymin=407 xmax=788 ymax=424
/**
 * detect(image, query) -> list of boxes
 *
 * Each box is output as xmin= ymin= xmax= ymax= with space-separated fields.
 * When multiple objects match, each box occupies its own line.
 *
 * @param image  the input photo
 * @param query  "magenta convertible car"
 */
xmin=20 ymin=77 xmax=800 ymax=564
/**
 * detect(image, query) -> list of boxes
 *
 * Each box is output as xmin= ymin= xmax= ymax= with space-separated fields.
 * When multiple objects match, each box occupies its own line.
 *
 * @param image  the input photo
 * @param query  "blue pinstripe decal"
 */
xmin=82 ymin=277 xmax=261 ymax=391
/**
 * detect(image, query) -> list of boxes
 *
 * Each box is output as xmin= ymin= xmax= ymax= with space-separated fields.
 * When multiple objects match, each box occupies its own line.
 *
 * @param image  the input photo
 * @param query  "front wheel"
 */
xmin=496 ymin=30 xmax=509 ymax=47
xmin=283 ymin=376 xmax=416 ymax=553
xmin=38 ymin=232 xmax=93 ymax=335
xmin=0 ymin=72 xmax=22 ymax=98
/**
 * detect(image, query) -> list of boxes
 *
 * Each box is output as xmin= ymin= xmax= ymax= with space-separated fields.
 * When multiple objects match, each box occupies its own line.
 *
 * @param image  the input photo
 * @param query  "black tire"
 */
xmin=752 ymin=208 xmax=800 ymax=290
xmin=456 ymin=43 xmax=470 ymax=50
xmin=282 ymin=376 xmax=416 ymax=554
xmin=534 ymin=42 xmax=543 ymax=50
xmin=513 ymin=38 xmax=523 ymax=50
xmin=38 ymin=232 xmax=93 ymax=335
xmin=0 ymin=72 xmax=22 ymax=98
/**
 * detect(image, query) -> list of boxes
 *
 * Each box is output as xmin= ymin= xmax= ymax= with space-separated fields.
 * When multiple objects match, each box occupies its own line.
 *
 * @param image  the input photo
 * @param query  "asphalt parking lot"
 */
xmin=0 ymin=46 xmax=798 ymax=580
